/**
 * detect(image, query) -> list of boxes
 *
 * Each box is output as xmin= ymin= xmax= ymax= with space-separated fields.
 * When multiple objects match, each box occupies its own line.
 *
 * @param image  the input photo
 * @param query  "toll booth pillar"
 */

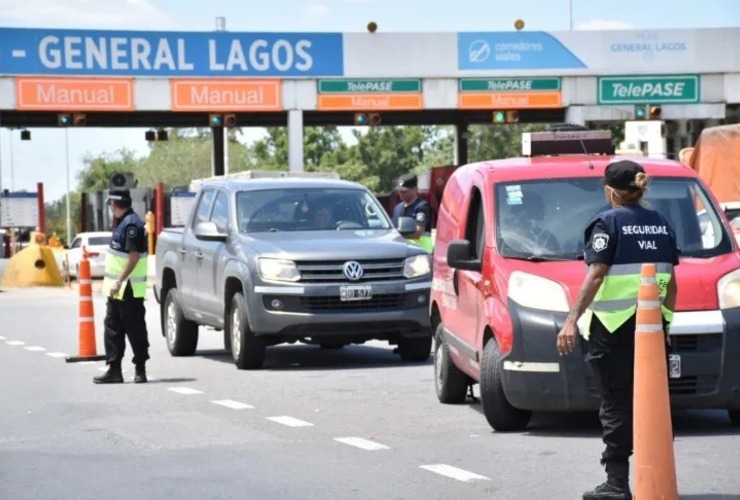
xmin=288 ymin=110 xmax=304 ymax=173
xmin=454 ymin=122 xmax=469 ymax=166
xmin=212 ymin=125 xmax=225 ymax=177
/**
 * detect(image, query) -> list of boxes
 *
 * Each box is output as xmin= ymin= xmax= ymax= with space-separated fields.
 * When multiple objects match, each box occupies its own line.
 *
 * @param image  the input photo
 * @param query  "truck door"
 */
xmin=181 ymin=189 xmax=215 ymax=314
xmin=198 ymin=189 xmax=230 ymax=321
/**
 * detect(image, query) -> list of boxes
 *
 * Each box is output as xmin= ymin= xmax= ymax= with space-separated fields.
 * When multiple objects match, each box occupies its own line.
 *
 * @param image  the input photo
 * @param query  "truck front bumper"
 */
xmin=247 ymin=280 xmax=432 ymax=341
xmin=499 ymin=301 xmax=740 ymax=412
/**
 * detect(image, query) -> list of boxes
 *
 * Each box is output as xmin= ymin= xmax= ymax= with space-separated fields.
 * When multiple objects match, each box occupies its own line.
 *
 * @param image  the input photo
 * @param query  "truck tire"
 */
xmin=397 ymin=333 xmax=432 ymax=362
xmin=479 ymin=338 xmax=532 ymax=432
xmin=434 ymin=324 xmax=469 ymax=404
xmin=729 ymin=409 xmax=740 ymax=426
xmin=163 ymin=287 xmax=199 ymax=356
xmin=229 ymin=292 xmax=266 ymax=370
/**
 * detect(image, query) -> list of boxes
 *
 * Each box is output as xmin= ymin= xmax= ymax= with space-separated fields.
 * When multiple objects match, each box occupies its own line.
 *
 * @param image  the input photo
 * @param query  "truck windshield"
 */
xmin=495 ymin=177 xmax=733 ymax=260
xmin=236 ymin=187 xmax=392 ymax=232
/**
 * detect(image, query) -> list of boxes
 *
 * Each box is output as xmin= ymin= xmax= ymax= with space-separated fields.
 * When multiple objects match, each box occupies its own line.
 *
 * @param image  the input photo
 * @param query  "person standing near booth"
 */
xmin=391 ymin=173 xmax=433 ymax=253
xmin=94 ymin=187 xmax=151 ymax=385
xmin=555 ymin=160 xmax=679 ymax=500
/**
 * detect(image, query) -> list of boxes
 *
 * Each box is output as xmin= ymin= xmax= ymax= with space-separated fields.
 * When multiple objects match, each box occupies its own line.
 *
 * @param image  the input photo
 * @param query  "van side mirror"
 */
xmin=193 ymin=221 xmax=227 ymax=242
xmin=396 ymin=216 xmax=418 ymax=236
xmin=447 ymin=239 xmax=482 ymax=272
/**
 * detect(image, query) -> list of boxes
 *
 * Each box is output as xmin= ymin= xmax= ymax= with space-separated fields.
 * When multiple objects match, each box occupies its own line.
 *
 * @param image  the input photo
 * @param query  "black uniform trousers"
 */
xmin=585 ymin=313 xmax=671 ymax=467
xmin=103 ymin=283 xmax=150 ymax=366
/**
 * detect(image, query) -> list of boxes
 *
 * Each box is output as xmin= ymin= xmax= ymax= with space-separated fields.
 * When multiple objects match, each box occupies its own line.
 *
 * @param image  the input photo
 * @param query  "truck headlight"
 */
xmin=508 ymin=271 xmax=570 ymax=313
xmin=717 ymin=268 xmax=740 ymax=309
xmin=258 ymin=258 xmax=301 ymax=282
xmin=403 ymin=254 xmax=431 ymax=279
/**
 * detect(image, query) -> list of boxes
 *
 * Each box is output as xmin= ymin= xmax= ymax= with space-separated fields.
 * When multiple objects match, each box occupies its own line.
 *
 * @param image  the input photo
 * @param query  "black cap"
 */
xmin=106 ymin=187 xmax=132 ymax=204
xmin=396 ymin=173 xmax=418 ymax=191
xmin=603 ymin=160 xmax=645 ymax=191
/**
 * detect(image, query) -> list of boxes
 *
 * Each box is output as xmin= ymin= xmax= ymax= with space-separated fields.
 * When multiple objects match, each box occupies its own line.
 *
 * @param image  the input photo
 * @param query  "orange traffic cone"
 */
xmin=633 ymin=263 xmax=679 ymax=499
xmin=66 ymin=248 xmax=107 ymax=363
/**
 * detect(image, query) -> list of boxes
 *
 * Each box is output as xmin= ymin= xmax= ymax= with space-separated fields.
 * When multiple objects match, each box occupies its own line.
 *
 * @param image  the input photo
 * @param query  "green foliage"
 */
xmin=46 ymin=121 xmax=625 ymax=241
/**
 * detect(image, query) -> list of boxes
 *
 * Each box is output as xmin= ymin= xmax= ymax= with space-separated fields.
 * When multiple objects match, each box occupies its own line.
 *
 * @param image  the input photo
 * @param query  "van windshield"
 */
xmin=236 ymin=187 xmax=391 ymax=232
xmin=495 ymin=177 xmax=733 ymax=260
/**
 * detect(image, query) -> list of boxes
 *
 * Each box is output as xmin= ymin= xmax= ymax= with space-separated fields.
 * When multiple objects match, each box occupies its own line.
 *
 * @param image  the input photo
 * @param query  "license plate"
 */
xmin=669 ymin=354 xmax=681 ymax=379
xmin=339 ymin=285 xmax=373 ymax=302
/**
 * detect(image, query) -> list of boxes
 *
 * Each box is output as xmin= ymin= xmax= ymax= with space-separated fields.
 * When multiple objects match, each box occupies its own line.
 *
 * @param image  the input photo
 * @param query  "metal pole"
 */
xmin=65 ymin=128 xmax=72 ymax=245
xmin=9 ymin=131 xmax=14 ymax=191
xmin=569 ymin=0 xmax=573 ymax=30
xmin=0 ymin=129 xmax=4 ymax=193
xmin=224 ymin=127 xmax=230 ymax=175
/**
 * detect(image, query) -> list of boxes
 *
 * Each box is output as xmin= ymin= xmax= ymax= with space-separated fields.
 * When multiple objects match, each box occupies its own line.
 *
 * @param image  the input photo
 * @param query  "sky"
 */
xmin=0 ymin=0 xmax=739 ymax=202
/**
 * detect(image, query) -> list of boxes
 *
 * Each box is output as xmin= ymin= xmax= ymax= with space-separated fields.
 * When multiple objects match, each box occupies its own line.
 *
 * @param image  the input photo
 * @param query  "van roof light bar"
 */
xmin=522 ymin=130 xmax=614 ymax=157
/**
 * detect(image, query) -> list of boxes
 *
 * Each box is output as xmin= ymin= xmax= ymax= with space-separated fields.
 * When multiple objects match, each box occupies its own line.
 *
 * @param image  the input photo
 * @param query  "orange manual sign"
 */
xmin=15 ymin=77 xmax=134 ymax=111
xmin=458 ymin=91 xmax=562 ymax=110
xmin=171 ymin=79 xmax=282 ymax=111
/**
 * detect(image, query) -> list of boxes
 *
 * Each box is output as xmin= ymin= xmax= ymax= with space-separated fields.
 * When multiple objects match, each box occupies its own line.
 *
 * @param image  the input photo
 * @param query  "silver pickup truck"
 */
xmin=154 ymin=174 xmax=433 ymax=369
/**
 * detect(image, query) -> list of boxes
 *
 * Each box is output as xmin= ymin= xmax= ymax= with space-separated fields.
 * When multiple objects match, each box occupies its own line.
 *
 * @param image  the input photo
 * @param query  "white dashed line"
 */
xmin=419 ymin=464 xmax=490 ymax=482
xmin=266 ymin=416 xmax=314 ymax=427
xmin=167 ymin=387 xmax=203 ymax=395
xmin=6 ymin=340 xmax=25 ymax=346
xmin=211 ymin=399 xmax=254 ymax=410
xmin=334 ymin=437 xmax=390 ymax=451
xmin=0 ymin=336 xmax=6 ymax=340
xmin=75 ymin=361 xmax=98 ymax=365
xmin=46 ymin=352 xmax=68 ymax=358
xmin=24 ymin=346 xmax=46 ymax=351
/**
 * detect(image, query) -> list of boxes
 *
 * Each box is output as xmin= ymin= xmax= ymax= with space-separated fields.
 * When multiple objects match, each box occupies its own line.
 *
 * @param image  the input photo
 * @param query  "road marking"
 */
xmin=419 ymin=464 xmax=490 ymax=482
xmin=334 ymin=437 xmax=390 ymax=451
xmin=211 ymin=399 xmax=254 ymax=410
xmin=167 ymin=387 xmax=203 ymax=395
xmin=6 ymin=340 xmax=25 ymax=346
xmin=46 ymin=352 xmax=68 ymax=358
xmin=24 ymin=346 xmax=46 ymax=351
xmin=76 ymin=360 xmax=98 ymax=365
xmin=266 ymin=416 xmax=314 ymax=427
xmin=0 ymin=336 xmax=6 ymax=340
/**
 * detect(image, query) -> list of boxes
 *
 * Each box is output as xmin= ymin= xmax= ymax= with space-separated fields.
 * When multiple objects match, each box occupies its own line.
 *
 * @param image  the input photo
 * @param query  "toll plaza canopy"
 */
xmin=1 ymin=26 xmax=740 ymax=171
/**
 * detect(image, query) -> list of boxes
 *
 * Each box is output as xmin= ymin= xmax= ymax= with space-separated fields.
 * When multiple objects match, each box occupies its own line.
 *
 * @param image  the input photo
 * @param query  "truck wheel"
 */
xmin=397 ymin=333 xmax=432 ymax=362
xmin=434 ymin=324 xmax=469 ymax=404
xmin=223 ymin=330 xmax=232 ymax=354
xmin=163 ymin=288 xmax=199 ymax=356
xmin=479 ymin=338 xmax=532 ymax=432
xmin=229 ymin=292 xmax=266 ymax=370
xmin=729 ymin=410 xmax=740 ymax=426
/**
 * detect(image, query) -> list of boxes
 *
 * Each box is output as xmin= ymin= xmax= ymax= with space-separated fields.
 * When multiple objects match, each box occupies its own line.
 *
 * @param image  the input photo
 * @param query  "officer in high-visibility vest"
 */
xmin=94 ymin=187 xmax=150 ymax=385
xmin=391 ymin=173 xmax=434 ymax=253
xmin=555 ymin=160 xmax=679 ymax=500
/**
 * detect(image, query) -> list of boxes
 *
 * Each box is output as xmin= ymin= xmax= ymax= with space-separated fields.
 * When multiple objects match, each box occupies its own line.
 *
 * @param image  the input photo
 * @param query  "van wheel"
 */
xmin=163 ymin=287 xmax=199 ymax=356
xmin=479 ymin=338 xmax=532 ymax=432
xmin=229 ymin=292 xmax=266 ymax=370
xmin=729 ymin=410 xmax=740 ymax=426
xmin=398 ymin=333 xmax=432 ymax=362
xmin=434 ymin=324 xmax=468 ymax=404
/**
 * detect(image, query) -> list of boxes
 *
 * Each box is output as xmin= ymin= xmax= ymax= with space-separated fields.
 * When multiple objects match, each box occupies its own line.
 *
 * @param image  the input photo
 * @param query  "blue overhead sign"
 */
xmin=0 ymin=28 xmax=345 ymax=77
xmin=458 ymin=32 xmax=587 ymax=71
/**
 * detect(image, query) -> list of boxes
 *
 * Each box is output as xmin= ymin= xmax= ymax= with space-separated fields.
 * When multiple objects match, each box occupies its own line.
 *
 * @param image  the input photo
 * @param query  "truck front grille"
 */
xmin=301 ymin=294 xmax=404 ymax=311
xmin=295 ymin=259 xmax=406 ymax=283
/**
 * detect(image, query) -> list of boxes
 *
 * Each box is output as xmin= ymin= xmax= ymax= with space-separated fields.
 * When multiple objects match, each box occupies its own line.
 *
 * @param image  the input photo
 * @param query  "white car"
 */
xmin=64 ymin=231 xmax=111 ymax=279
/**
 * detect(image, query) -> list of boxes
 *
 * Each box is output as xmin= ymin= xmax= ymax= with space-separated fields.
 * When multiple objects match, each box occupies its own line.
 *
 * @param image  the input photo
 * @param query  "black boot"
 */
xmin=583 ymin=463 xmax=631 ymax=500
xmin=134 ymin=364 xmax=147 ymax=384
xmin=93 ymin=362 xmax=124 ymax=384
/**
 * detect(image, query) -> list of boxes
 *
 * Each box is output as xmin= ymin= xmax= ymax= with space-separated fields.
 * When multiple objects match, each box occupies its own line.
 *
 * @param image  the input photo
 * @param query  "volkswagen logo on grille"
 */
xmin=343 ymin=261 xmax=364 ymax=281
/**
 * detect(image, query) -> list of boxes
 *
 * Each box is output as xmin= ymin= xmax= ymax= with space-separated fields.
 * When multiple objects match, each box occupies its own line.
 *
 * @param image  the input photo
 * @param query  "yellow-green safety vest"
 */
xmin=407 ymin=232 xmax=435 ymax=253
xmin=579 ymin=262 xmax=674 ymax=339
xmin=100 ymin=247 xmax=149 ymax=300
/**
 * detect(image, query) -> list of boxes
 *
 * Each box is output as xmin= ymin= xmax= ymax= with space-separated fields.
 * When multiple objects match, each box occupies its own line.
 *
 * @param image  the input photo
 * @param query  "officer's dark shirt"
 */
xmin=392 ymin=198 xmax=432 ymax=232
xmin=113 ymin=210 xmax=147 ymax=254
xmin=583 ymin=204 xmax=679 ymax=352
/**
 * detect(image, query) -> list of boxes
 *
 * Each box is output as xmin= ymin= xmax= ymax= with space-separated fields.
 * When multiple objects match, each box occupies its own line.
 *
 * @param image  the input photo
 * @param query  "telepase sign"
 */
xmin=598 ymin=75 xmax=700 ymax=104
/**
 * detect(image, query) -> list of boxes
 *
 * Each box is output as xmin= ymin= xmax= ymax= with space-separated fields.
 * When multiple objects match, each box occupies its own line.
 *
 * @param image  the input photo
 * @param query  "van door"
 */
xmin=451 ymin=186 xmax=485 ymax=368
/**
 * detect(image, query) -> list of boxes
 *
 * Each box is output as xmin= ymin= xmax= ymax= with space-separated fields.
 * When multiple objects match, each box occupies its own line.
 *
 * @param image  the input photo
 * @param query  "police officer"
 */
xmin=555 ymin=160 xmax=679 ymax=500
xmin=391 ymin=173 xmax=433 ymax=253
xmin=94 ymin=187 xmax=151 ymax=385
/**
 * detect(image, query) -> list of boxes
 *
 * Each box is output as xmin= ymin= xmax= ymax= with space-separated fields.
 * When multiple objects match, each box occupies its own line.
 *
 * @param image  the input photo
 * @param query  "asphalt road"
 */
xmin=1 ymin=285 xmax=739 ymax=500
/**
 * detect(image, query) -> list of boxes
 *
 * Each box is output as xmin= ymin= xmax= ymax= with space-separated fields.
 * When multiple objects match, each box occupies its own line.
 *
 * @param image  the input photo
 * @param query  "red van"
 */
xmin=430 ymin=129 xmax=740 ymax=431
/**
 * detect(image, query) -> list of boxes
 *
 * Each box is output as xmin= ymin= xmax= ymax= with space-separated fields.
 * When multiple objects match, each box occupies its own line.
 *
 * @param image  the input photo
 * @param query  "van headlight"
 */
xmin=508 ymin=271 xmax=570 ymax=313
xmin=403 ymin=254 xmax=431 ymax=279
xmin=258 ymin=258 xmax=301 ymax=282
xmin=717 ymin=268 xmax=740 ymax=309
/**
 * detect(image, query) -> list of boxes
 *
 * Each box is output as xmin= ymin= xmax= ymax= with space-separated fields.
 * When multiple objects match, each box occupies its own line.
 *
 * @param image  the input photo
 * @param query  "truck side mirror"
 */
xmin=447 ymin=239 xmax=482 ymax=272
xmin=194 ymin=221 xmax=227 ymax=242
xmin=396 ymin=216 xmax=418 ymax=236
